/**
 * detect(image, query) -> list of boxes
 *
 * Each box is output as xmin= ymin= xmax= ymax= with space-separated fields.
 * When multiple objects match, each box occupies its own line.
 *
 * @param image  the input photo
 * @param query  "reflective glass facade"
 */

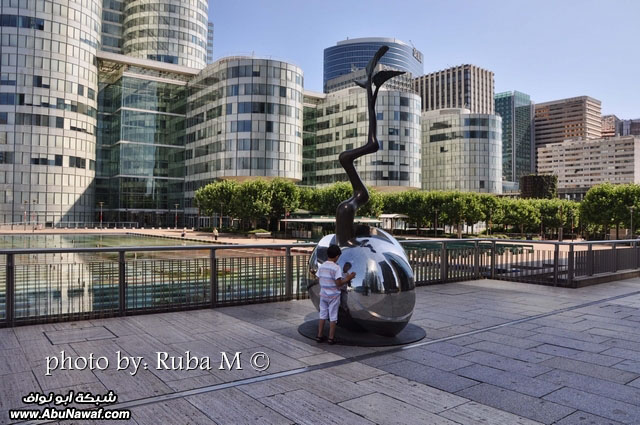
xmin=0 ymin=0 xmax=101 ymax=225
xmin=323 ymin=38 xmax=423 ymax=93
xmin=305 ymin=88 xmax=422 ymax=190
xmin=422 ymin=109 xmax=502 ymax=193
xmin=495 ymin=91 xmax=534 ymax=183
xmin=123 ymin=0 xmax=208 ymax=69
xmin=184 ymin=57 xmax=304 ymax=219
xmin=97 ymin=65 xmax=189 ymax=227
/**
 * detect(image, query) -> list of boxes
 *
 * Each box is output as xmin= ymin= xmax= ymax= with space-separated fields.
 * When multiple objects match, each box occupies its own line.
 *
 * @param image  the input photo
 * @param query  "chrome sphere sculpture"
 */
xmin=308 ymin=46 xmax=416 ymax=337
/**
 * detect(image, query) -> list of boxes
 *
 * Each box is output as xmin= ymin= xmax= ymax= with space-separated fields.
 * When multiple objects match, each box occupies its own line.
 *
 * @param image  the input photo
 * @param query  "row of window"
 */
xmin=6 ymin=112 xmax=96 ymax=135
xmin=195 ymin=65 xmax=302 ymax=95
xmin=0 ymin=93 xmax=96 ymax=118
xmin=187 ymin=157 xmax=300 ymax=175
xmin=124 ymin=15 xmax=207 ymax=38
xmin=428 ymin=131 xmax=501 ymax=143
xmin=125 ymin=2 xmax=208 ymax=26
xmin=1 ymin=53 xmax=97 ymax=86
xmin=186 ymin=138 xmax=299 ymax=159
xmin=124 ymin=41 xmax=205 ymax=65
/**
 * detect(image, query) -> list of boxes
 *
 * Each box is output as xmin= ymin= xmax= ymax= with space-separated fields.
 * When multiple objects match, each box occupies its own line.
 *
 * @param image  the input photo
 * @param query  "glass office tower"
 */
xmin=0 ymin=0 xmax=101 ymax=225
xmin=495 ymin=91 xmax=534 ymax=183
xmin=323 ymin=38 xmax=423 ymax=93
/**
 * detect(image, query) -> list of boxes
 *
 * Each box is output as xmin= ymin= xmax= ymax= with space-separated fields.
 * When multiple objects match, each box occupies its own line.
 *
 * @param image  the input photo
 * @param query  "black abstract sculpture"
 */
xmin=335 ymin=46 xmax=405 ymax=245
xmin=305 ymin=46 xmax=420 ymax=340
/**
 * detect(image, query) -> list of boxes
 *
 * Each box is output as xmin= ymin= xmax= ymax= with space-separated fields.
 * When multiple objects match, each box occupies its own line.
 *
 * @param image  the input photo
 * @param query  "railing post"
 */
xmin=490 ymin=240 xmax=496 ymax=279
xmin=553 ymin=244 xmax=559 ymax=286
xmin=612 ymin=243 xmax=617 ymax=272
xmin=210 ymin=248 xmax=217 ymax=308
xmin=567 ymin=244 xmax=574 ymax=287
xmin=440 ymin=241 xmax=448 ymax=283
xmin=635 ymin=241 xmax=639 ymax=270
xmin=118 ymin=251 xmax=126 ymax=316
xmin=474 ymin=241 xmax=480 ymax=279
xmin=588 ymin=244 xmax=594 ymax=276
xmin=285 ymin=247 xmax=293 ymax=299
xmin=6 ymin=253 xmax=15 ymax=327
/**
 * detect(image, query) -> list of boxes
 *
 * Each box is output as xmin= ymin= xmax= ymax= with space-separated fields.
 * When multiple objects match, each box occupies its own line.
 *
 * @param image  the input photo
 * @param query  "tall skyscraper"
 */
xmin=619 ymin=119 xmax=640 ymax=136
xmin=415 ymin=65 xmax=495 ymax=114
xmin=534 ymin=96 xmax=602 ymax=146
xmin=495 ymin=91 xmax=534 ymax=183
xmin=207 ymin=22 xmax=215 ymax=64
xmin=102 ymin=0 xmax=124 ymax=53
xmin=323 ymin=38 xmax=423 ymax=93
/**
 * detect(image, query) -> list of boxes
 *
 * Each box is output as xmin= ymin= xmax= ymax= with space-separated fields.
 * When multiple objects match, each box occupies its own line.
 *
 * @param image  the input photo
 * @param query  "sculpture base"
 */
xmin=298 ymin=320 xmax=426 ymax=347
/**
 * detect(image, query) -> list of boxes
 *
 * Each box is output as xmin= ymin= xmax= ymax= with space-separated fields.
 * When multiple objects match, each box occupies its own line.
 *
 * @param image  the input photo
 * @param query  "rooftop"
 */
xmin=3 ymin=277 xmax=640 ymax=424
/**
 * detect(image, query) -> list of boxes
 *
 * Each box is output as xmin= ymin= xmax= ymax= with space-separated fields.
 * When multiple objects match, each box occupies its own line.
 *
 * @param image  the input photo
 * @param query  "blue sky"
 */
xmin=210 ymin=0 xmax=639 ymax=118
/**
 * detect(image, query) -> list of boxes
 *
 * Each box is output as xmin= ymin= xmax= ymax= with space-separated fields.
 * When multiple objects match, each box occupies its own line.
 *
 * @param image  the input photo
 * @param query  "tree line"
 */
xmin=194 ymin=180 xmax=640 ymax=239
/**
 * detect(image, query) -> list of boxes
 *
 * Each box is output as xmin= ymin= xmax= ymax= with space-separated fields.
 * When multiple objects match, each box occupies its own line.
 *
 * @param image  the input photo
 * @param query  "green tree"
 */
xmin=581 ymin=183 xmax=617 ymax=238
xmin=231 ymin=180 xmax=271 ymax=230
xmin=503 ymin=199 xmax=541 ymax=236
xmin=462 ymin=193 xmax=484 ymax=234
xmin=298 ymin=186 xmax=318 ymax=212
xmin=440 ymin=192 xmax=466 ymax=238
xmin=478 ymin=194 xmax=502 ymax=235
xmin=317 ymin=182 xmax=353 ymax=215
xmin=194 ymin=180 xmax=238 ymax=229
xmin=268 ymin=179 xmax=300 ymax=230
xmin=404 ymin=191 xmax=430 ymax=235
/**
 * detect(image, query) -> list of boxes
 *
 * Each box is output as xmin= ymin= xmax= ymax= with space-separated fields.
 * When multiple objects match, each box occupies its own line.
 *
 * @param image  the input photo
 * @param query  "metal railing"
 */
xmin=0 ymin=222 xmax=140 ymax=230
xmin=1 ymin=239 xmax=639 ymax=327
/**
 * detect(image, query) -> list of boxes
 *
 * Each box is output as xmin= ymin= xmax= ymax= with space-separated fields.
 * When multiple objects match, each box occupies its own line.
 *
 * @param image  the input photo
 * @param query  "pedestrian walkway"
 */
xmin=2 ymin=278 xmax=640 ymax=424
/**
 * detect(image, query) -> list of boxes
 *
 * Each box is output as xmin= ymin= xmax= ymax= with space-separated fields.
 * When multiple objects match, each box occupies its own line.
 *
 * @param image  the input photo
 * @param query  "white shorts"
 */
xmin=319 ymin=296 xmax=340 ymax=322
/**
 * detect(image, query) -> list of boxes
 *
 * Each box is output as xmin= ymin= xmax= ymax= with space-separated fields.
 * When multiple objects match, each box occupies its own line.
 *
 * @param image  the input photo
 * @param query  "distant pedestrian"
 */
xmin=213 ymin=227 xmax=219 ymax=241
xmin=181 ymin=227 xmax=186 ymax=238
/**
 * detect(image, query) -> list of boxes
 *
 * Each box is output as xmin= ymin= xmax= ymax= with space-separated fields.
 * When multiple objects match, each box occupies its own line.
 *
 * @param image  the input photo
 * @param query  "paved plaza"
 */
xmin=2 ymin=278 xmax=640 ymax=424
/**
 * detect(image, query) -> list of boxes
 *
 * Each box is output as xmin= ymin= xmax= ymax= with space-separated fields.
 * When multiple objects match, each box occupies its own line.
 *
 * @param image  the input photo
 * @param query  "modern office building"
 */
xmin=415 ymin=65 xmax=495 ymax=114
xmin=534 ymin=96 xmax=602 ymax=146
xmin=207 ymin=22 xmax=214 ymax=64
xmin=537 ymin=136 xmax=640 ymax=200
xmin=102 ymin=0 xmax=124 ymax=54
xmin=96 ymin=52 xmax=198 ymax=226
xmin=422 ymin=109 xmax=502 ymax=194
xmin=323 ymin=38 xmax=423 ymax=93
xmin=619 ymin=118 xmax=640 ymax=136
xmin=183 ymin=57 xmax=305 ymax=224
xmin=495 ymin=91 xmax=534 ymax=183
xmin=122 ymin=0 xmax=209 ymax=69
xmin=304 ymin=88 xmax=422 ymax=191
xmin=325 ymin=65 xmax=415 ymax=94
xmin=0 ymin=0 xmax=102 ymax=225
xmin=602 ymin=114 xmax=620 ymax=138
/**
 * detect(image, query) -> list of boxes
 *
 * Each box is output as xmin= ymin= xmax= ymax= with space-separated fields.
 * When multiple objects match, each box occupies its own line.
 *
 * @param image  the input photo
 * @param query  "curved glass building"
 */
xmin=304 ymin=88 xmax=422 ymax=191
xmin=184 ymin=57 xmax=304 ymax=216
xmin=0 ymin=0 xmax=101 ymax=225
xmin=422 ymin=109 xmax=502 ymax=194
xmin=323 ymin=38 xmax=423 ymax=93
xmin=122 ymin=0 xmax=208 ymax=69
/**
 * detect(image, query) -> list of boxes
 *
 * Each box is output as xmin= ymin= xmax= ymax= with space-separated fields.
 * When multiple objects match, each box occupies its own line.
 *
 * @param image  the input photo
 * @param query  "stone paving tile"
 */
xmin=539 ymin=357 xmax=638 ymax=384
xmin=261 ymin=389 xmax=375 ymax=425
xmin=533 ymin=344 xmax=624 ymax=367
xmin=355 ymin=374 xmax=467 ymax=413
xmin=44 ymin=326 xmax=116 ymax=345
xmin=454 ymin=364 xmax=561 ymax=397
xmin=601 ymin=347 xmax=640 ymax=360
xmin=612 ymin=360 xmax=640 ymax=374
xmin=0 ymin=347 xmax=31 ymax=376
xmin=396 ymin=347 xmax=474 ymax=371
xmin=359 ymin=352 xmax=404 ymax=368
xmin=421 ymin=341 xmax=476 ymax=356
xmin=186 ymin=387 xmax=292 ymax=425
xmin=473 ymin=331 xmax=543 ymax=349
xmin=380 ymin=359 xmax=479 ymax=393
xmin=323 ymin=362 xmax=387 ymax=382
xmin=537 ymin=369 xmax=640 ymax=406
xmin=543 ymin=387 xmax=640 ymax=424
xmin=455 ymin=383 xmax=575 ymax=424
xmin=529 ymin=333 xmax=609 ymax=353
xmin=628 ymin=377 xmax=640 ymax=388
xmin=440 ymin=400 xmax=545 ymax=425
xmin=0 ymin=371 xmax=42 ymax=411
xmin=465 ymin=340 xmax=553 ymax=363
xmin=527 ymin=325 xmax=611 ymax=343
xmin=339 ymin=392 xmax=459 ymax=425
xmin=130 ymin=398 xmax=217 ymax=425
xmin=0 ymin=329 xmax=20 ymax=350
xmin=555 ymin=411 xmax=624 ymax=425
xmin=457 ymin=350 xmax=552 ymax=377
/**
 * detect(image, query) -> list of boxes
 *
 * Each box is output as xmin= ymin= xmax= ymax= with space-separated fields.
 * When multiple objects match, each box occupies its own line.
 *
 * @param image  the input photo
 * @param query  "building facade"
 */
xmin=415 ymin=65 xmax=495 ymax=114
xmin=601 ymin=114 xmax=620 ymax=138
xmin=534 ymin=96 xmax=602 ymax=146
xmin=422 ymin=109 xmax=502 ymax=194
xmin=323 ymin=38 xmax=423 ymax=93
xmin=183 ymin=57 xmax=304 ymax=223
xmin=303 ymin=88 xmax=422 ymax=191
xmin=207 ymin=21 xmax=214 ymax=64
xmin=537 ymin=136 xmax=640 ymax=200
xmin=122 ymin=0 xmax=209 ymax=69
xmin=619 ymin=118 xmax=640 ymax=136
xmin=102 ymin=0 xmax=124 ymax=54
xmin=0 ymin=0 xmax=102 ymax=225
xmin=495 ymin=91 xmax=534 ymax=183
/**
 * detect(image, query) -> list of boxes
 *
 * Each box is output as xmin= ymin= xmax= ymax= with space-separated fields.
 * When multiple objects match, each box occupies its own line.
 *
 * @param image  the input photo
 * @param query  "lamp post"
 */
xmin=630 ymin=205 xmax=635 ymax=239
xmin=98 ymin=201 xmax=104 ymax=229
xmin=174 ymin=203 xmax=179 ymax=229
xmin=32 ymin=199 xmax=36 ymax=232
xmin=434 ymin=208 xmax=438 ymax=238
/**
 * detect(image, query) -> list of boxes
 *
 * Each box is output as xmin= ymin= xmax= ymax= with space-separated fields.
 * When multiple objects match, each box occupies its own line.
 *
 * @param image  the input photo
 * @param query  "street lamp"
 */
xmin=434 ymin=208 xmax=438 ymax=238
xmin=630 ymin=205 xmax=635 ymax=239
xmin=98 ymin=201 xmax=104 ymax=229
xmin=23 ymin=200 xmax=28 ymax=231
xmin=32 ymin=199 xmax=36 ymax=232
xmin=174 ymin=203 xmax=179 ymax=229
